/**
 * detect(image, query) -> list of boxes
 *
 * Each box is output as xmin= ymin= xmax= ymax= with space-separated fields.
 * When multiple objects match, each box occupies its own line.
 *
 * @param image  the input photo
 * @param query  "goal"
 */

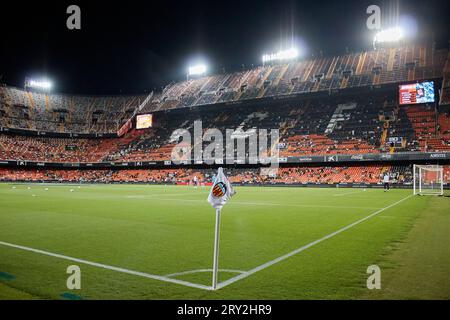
xmin=413 ymin=164 xmax=444 ymax=196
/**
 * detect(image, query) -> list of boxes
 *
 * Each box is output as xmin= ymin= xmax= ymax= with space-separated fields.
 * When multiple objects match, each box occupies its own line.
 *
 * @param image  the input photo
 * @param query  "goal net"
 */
xmin=413 ymin=164 xmax=444 ymax=196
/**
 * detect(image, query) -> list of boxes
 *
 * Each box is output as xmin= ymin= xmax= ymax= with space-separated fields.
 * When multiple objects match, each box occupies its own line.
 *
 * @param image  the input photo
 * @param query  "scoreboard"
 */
xmin=136 ymin=114 xmax=153 ymax=129
xmin=399 ymin=81 xmax=435 ymax=105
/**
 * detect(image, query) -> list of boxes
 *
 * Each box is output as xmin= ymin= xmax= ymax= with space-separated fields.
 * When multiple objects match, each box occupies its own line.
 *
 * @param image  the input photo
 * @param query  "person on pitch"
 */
xmin=383 ymin=172 xmax=390 ymax=192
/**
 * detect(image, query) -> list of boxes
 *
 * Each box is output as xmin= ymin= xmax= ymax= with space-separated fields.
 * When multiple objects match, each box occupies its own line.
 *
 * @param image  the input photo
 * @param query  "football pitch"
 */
xmin=0 ymin=183 xmax=449 ymax=300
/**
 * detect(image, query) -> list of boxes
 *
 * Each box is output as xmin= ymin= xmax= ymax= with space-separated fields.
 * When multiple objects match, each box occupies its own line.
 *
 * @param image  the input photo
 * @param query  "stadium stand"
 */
xmin=0 ymin=43 xmax=449 ymax=187
xmin=1 ymin=165 xmax=449 ymax=185
xmin=0 ymin=86 xmax=147 ymax=133
xmin=1 ymin=44 xmax=447 ymax=134
xmin=1 ymin=89 xmax=449 ymax=162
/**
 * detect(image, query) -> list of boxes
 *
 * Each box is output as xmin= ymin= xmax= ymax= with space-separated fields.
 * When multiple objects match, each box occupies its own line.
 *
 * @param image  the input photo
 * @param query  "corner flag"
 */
xmin=207 ymin=167 xmax=235 ymax=210
xmin=207 ymin=167 xmax=235 ymax=290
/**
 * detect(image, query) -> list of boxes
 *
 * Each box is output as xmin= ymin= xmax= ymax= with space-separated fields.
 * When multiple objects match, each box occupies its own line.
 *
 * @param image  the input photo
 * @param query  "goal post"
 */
xmin=413 ymin=164 xmax=444 ymax=196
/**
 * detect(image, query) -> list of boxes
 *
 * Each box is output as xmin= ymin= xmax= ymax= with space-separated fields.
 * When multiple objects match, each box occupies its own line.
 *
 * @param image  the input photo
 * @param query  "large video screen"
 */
xmin=399 ymin=81 xmax=435 ymax=105
xmin=136 ymin=114 xmax=153 ymax=129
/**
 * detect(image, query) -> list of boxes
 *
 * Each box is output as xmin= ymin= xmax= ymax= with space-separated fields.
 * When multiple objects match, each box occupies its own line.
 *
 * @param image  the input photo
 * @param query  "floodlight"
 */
xmin=26 ymin=78 xmax=53 ymax=90
xmin=188 ymin=64 xmax=207 ymax=76
xmin=373 ymin=27 xmax=403 ymax=44
xmin=262 ymin=48 xmax=299 ymax=64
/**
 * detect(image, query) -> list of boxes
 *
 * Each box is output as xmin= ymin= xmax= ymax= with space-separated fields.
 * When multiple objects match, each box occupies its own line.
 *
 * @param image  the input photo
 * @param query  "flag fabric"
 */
xmin=207 ymin=167 xmax=235 ymax=210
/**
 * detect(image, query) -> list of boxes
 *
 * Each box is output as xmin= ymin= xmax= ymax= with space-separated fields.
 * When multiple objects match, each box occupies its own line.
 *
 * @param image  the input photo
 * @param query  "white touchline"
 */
xmin=0 ymin=241 xmax=212 ymax=291
xmin=216 ymin=194 xmax=414 ymax=290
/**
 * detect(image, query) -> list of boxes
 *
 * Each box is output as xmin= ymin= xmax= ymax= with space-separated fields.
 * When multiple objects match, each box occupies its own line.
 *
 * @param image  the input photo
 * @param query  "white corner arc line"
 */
xmin=165 ymin=269 xmax=247 ymax=278
xmin=216 ymin=194 xmax=414 ymax=290
xmin=0 ymin=241 xmax=212 ymax=291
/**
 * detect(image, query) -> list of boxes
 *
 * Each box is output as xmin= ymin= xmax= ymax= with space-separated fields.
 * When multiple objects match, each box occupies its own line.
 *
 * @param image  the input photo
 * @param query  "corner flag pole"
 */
xmin=212 ymin=208 xmax=221 ymax=290
xmin=208 ymin=167 xmax=235 ymax=290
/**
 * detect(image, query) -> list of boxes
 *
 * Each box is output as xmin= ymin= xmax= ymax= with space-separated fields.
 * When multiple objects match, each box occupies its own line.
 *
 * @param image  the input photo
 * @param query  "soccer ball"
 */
xmin=70 ymin=189 xmax=74 ymax=192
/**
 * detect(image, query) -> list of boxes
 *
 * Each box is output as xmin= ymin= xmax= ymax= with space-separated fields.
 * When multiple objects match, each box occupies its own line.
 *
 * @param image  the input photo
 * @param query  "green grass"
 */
xmin=0 ymin=183 xmax=448 ymax=299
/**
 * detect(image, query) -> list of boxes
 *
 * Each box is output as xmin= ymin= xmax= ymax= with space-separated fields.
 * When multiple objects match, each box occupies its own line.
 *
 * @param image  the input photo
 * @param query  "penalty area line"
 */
xmin=0 ymin=241 xmax=212 ymax=291
xmin=216 ymin=194 xmax=414 ymax=290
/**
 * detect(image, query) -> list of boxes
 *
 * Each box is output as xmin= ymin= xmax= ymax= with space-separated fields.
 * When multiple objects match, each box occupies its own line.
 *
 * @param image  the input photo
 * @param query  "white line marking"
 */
xmin=124 ymin=193 xmax=189 ymax=199
xmin=216 ymin=195 xmax=413 ymax=290
xmin=165 ymin=269 xmax=247 ymax=278
xmin=333 ymin=190 xmax=366 ymax=197
xmin=0 ymin=241 xmax=212 ymax=291
xmin=160 ymin=198 xmax=381 ymax=210
xmin=0 ymin=194 xmax=413 ymax=292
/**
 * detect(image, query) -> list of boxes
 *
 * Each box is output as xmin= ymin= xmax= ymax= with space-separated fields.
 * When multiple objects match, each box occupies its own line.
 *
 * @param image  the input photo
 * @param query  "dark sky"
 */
xmin=0 ymin=0 xmax=449 ymax=95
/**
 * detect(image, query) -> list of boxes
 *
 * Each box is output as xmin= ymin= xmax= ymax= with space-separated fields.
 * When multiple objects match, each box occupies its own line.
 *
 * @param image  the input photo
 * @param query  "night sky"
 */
xmin=0 ymin=0 xmax=449 ymax=95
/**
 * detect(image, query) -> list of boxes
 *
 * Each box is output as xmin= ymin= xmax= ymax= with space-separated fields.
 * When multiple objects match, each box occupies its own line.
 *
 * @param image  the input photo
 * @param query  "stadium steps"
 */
xmin=407 ymin=68 xmax=416 ymax=81
xmin=372 ymin=73 xmax=380 ymax=85
xmin=67 ymin=96 xmax=75 ymax=123
xmin=279 ymin=64 xmax=290 ymax=81
xmin=0 ymin=89 xmax=13 ymax=125
xmin=355 ymin=52 xmax=366 ymax=75
xmin=255 ymin=68 xmax=273 ymax=99
xmin=198 ymin=76 xmax=213 ymax=93
xmin=237 ymin=69 xmax=253 ymax=87
xmin=301 ymin=60 xmax=315 ymax=82
xmin=259 ymin=66 xmax=273 ymax=84
xmin=87 ymin=99 xmax=96 ymax=125
xmin=25 ymin=92 xmax=35 ymax=129
xmin=419 ymin=46 xmax=426 ymax=67
xmin=234 ymin=87 xmax=246 ymax=101
xmin=340 ymin=77 xmax=349 ymax=89
xmin=45 ymin=94 xmax=50 ymax=112
xmin=273 ymin=64 xmax=289 ymax=86
xmin=326 ymin=57 xmax=339 ymax=78
xmin=381 ymin=121 xmax=389 ymax=145
xmin=26 ymin=92 xmax=35 ymax=109
xmin=312 ymin=80 xmax=320 ymax=92
xmin=387 ymin=48 xmax=396 ymax=71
